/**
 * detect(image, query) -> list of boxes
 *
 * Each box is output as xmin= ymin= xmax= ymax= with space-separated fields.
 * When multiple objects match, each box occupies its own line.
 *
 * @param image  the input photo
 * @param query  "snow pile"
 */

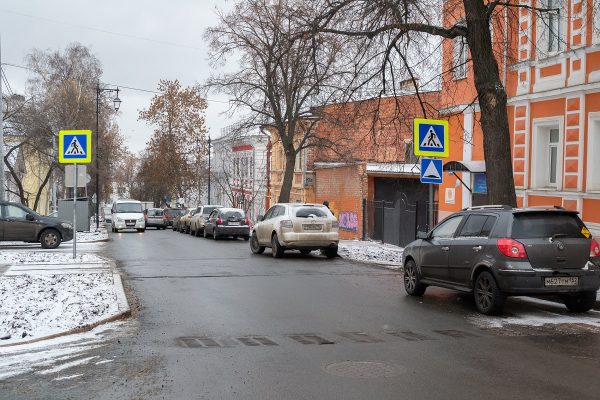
xmin=0 ymin=251 xmax=104 ymax=265
xmin=338 ymin=240 xmax=404 ymax=268
xmin=74 ymin=230 xmax=109 ymax=242
xmin=0 ymin=273 xmax=119 ymax=345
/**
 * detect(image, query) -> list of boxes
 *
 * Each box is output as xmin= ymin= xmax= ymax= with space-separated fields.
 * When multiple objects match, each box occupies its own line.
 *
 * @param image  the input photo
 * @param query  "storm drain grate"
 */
xmin=336 ymin=332 xmax=383 ymax=343
xmin=383 ymin=330 xmax=433 ymax=341
xmin=177 ymin=337 xmax=222 ymax=348
xmin=237 ymin=336 xmax=278 ymax=346
xmin=433 ymin=329 xmax=479 ymax=338
xmin=288 ymin=334 xmax=335 ymax=345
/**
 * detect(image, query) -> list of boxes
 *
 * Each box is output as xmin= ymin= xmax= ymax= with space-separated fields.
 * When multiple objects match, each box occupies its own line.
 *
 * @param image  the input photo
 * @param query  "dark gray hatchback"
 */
xmin=403 ymin=205 xmax=600 ymax=315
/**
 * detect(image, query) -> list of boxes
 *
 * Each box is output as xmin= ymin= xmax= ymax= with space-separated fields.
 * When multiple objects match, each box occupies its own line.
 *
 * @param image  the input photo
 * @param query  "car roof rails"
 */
xmin=461 ymin=205 xmax=513 ymax=211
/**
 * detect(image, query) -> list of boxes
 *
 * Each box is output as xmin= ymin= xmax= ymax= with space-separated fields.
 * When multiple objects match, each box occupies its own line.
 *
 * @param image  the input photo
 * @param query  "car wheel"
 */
xmin=474 ymin=271 xmax=505 ymax=315
xmin=300 ymin=249 xmax=311 ymax=255
xmin=40 ymin=229 xmax=62 ymax=249
xmin=137 ymin=228 xmax=145 ymax=233
xmin=403 ymin=259 xmax=427 ymax=296
xmin=250 ymin=232 xmax=265 ymax=254
xmin=203 ymin=228 xmax=209 ymax=238
xmin=271 ymin=233 xmax=285 ymax=258
xmin=562 ymin=291 xmax=597 ymax=313
xmin=324 ymin=246 xmax=338 ymax=258
xmin=243 ymin=235 xmax=250 ymax=241
xmin=213 ymin=228 xmax=219 ymax=240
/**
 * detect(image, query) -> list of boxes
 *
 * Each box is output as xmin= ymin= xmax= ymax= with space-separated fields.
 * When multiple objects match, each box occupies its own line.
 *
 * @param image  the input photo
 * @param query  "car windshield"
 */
xmin=293 ymin=206 xmax=329 ymax=218
xmin=116 ymin=203 xmax=143 ymax=213
xmin=512 ymin=213 xmax=587 ymax=239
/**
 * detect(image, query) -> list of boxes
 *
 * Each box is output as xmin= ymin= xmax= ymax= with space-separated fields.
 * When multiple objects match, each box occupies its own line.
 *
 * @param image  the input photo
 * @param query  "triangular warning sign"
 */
xmin=423 ymin=160 xmax=441 ymax=179
xmin=420 ymin=126 xmax=443 ymax=148
xmin=66 ymin=137 xmax=85 ymax=156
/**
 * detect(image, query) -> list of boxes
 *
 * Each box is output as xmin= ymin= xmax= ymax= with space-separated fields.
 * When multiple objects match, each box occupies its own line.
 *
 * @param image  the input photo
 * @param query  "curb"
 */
xmin=0 ymin=272 xmax=131 ymax=348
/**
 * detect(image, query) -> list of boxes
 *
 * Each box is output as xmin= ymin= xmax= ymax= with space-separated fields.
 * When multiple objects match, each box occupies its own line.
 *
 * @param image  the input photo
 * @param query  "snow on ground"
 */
xmin=74 ymin=230 xmax=109 ymax=242
xmin=339 ymin=240 xmax=404 ymax=269
xmin=0 ymin=273 xmax=120 ymax=345
xmin=469 ymin=296 xmax=600 ymax=330
xmin=0 ymin=321 xmax=132 ymax=380
xmin=0 ymin=251 xmax=105 ymax=265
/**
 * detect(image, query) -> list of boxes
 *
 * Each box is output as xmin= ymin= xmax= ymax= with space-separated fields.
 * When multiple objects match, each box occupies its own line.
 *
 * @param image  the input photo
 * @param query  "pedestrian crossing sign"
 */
xmin=414 ymin=118 xmax=449 ymax=157
xmin=58 ymin=130 xmax=92 ymax=164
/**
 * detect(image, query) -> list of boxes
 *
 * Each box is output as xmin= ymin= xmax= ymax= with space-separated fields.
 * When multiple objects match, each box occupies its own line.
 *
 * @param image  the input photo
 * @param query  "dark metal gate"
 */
xmin=364 ymin=195 xmax=436 ymax=247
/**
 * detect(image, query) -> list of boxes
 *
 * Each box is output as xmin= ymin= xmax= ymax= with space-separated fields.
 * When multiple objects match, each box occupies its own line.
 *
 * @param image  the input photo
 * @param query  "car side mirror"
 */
xmin=26 ymin=213 xmax=35 ymax=221
xmin=416 ymin=230 xmax=429 ymax=240
xmin=257 ymin=215 xmax=264 ymax=222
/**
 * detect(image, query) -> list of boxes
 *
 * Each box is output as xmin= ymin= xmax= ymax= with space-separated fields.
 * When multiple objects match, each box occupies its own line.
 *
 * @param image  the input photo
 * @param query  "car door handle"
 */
xmin=472 ymin=246 xmax=483 ymax=252
xmin=441 ymin=246 xmax=450 ymax=251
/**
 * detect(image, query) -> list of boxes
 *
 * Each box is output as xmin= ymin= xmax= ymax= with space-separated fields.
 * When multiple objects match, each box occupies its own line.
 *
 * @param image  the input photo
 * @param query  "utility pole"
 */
xmin=207 ymin=137 xmax=211 ymax=204
xmin=0 ymin=36 xmax=5 ymax=202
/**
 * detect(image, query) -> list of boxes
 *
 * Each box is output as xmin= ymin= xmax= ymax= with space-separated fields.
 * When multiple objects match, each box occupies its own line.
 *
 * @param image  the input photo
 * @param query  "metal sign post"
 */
xmin=58 ymin=130 xmax=92 ymax=259
xmin=414 ymin=119 xmax=450 ymax=229
xmin=73 ymin=163 xmax=77 ymax=259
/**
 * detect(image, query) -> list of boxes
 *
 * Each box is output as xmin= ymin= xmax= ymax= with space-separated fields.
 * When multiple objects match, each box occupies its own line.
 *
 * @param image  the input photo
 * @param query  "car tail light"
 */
xmin=497 ymin=238 xmax=528 ymax=259
xmin=244 ymin=217 xmax=250 ymax=225
xmin=216 ymin=218 xmax=223 ymax=225
xmin=165 ymin=213 xmax=171 ymax=219
xmin=280 ymin=220 xmax=293 ymax=229
xmin=591 ymin=239 xmax=600 ymax=258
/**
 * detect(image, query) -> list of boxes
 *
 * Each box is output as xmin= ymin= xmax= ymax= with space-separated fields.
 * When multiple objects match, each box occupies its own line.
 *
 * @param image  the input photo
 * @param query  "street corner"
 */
xmin=0 ymin=252 xmax=131 ymax=347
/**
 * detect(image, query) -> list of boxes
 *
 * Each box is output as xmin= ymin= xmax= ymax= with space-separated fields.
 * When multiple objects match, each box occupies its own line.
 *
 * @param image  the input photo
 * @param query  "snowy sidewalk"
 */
xmin=0 ymin=233 xmax=129 ymax=346
xmin=338 ymin=240 xmax=404 ymax=269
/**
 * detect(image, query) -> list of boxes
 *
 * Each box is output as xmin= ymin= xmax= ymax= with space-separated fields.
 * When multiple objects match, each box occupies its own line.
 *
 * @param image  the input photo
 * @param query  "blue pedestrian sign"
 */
xmin=420 ymin=158 xmax=443 ymax=185
xmin=414 ymin=118 xmax=449 ymax=158
xmin=58 ymin=130 xmax=92 ymax=164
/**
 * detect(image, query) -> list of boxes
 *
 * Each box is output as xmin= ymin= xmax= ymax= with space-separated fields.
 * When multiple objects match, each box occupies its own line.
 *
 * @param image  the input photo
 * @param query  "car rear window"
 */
xmin=222 ymin=210 xmax=244 ymax=219
xmin=164 ymin=209 xmax=183 ymax=216
xmin=293 ymin=206 xmax=329 ymax=218
xmin=512 ymin=213 xmax=587 ymax=239
xmin=203 ymin=207 xmax=218 ymax=215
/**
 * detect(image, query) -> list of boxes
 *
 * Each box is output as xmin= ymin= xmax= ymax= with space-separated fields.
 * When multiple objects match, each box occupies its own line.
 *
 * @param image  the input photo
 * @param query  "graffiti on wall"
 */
xmin=338 ymin=211 xmax=359 ymax=232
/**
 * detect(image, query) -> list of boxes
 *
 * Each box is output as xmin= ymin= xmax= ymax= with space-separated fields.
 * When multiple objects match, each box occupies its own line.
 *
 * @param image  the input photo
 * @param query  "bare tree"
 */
xmin=205 ymin=0 xmax=353 ymax=202
xmin=304 ymin=0 xmax=571 ymax=206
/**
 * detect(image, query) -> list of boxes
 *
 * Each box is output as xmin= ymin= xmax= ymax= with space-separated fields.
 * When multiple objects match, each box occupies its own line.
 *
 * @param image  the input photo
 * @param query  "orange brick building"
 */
xmin=437 ymin=0 xmax=600 ymax=236
xmin=312 ymin=92 xmax=441 ymax=242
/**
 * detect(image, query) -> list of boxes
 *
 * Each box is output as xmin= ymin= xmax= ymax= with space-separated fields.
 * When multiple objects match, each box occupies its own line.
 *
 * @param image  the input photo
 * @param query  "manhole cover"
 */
xmin=323 ymin=361 xmax=405 ymax=378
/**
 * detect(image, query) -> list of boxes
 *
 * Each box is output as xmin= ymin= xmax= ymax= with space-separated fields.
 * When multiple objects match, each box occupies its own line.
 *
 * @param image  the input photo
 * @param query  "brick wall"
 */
xmin=315 ymin=165 xmax=365 ymax=240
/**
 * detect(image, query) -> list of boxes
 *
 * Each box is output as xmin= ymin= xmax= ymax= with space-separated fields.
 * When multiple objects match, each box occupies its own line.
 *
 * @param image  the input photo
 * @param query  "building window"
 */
xmin=588 ymin=117 xmax=600 ymax=191
xmin=532 ymin=122 xmax=562 ymax=189
xmin=538 ymin=0 xmax=564 ymax=55
xmin=548 ymin=128 xmax=559 ymax=185
xmin=453 ymin=36 xmax=468 ymax=79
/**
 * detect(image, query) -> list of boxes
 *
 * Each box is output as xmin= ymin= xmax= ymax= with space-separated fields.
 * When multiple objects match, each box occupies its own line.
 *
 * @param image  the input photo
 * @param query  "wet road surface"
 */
xmin=2 ymin=228 xmax=600 ymax=399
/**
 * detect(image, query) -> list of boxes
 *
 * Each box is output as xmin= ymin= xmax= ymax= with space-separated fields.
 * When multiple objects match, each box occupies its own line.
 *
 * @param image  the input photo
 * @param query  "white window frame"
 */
xmin=536 ymin=0 xmax=566 ymax=57
xmin=531 ymin=118 xmax=564 ymax=190
xmin=587 ymin=112 xmax=600 ymax=192
xmin=453 ymin=36 xmax=468 ymax=80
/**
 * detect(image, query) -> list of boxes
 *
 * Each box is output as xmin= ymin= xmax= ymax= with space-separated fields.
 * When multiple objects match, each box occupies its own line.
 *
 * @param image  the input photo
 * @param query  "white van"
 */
xmin=111 ymin=199 xmax=146 ymax=233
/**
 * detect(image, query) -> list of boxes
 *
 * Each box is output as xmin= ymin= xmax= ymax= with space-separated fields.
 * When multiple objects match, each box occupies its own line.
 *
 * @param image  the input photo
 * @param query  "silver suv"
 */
xmin=403 ymin=206 xmax=600 ymax=315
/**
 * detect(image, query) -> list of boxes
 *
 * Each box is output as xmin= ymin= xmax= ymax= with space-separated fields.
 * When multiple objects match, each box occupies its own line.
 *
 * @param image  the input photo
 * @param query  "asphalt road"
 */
xmin=3 ymin=228 xmax=600 ymax=399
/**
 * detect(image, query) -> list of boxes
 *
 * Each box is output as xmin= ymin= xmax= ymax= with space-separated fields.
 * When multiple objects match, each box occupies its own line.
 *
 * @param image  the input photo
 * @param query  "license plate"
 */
xmin=303 ymin=224 xmax=322 ymax=231
xmin=544 ymin=277 xmax=578 ymax=287
xmin=126 ymin=224 xmax=134 ymax=227
xmin=228 ymin=221 xmax=240 ymax=226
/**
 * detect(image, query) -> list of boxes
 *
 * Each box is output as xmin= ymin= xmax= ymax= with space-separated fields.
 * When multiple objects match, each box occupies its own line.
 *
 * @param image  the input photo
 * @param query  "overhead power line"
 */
xmin=0 ymin=63 xmax=230 ymax=104
xmin=0 ymin=8 xmax=205 ymax=51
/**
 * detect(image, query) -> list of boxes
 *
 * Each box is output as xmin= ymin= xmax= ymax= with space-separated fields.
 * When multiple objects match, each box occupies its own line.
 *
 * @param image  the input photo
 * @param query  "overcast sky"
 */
xmin=0 ymin=0 xmax=234 ymax=153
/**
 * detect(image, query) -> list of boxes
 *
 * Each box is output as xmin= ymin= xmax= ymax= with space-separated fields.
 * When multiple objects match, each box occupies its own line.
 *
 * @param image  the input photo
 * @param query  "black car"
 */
xmin=203 ymin=208 xmax=250 ymax=240
xmin=403 ymin=205 xmax=600 ymax=315
xmin=0 ymin=201 xmax=74 ymax=249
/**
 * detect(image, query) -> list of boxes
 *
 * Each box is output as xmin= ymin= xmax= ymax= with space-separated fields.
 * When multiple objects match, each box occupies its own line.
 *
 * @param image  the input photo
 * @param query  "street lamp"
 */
xmin=207 ymin=136 xmax=211 ymax=204
xmin=95 ymin=83 xmax=122 ymax=230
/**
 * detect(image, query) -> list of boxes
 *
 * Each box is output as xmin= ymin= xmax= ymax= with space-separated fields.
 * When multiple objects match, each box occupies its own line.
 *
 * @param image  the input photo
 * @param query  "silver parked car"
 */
xmin=250 ymin=203 xmax=339 ymax=258
xmin=145 ymin=208 xmax=166 ymax=230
